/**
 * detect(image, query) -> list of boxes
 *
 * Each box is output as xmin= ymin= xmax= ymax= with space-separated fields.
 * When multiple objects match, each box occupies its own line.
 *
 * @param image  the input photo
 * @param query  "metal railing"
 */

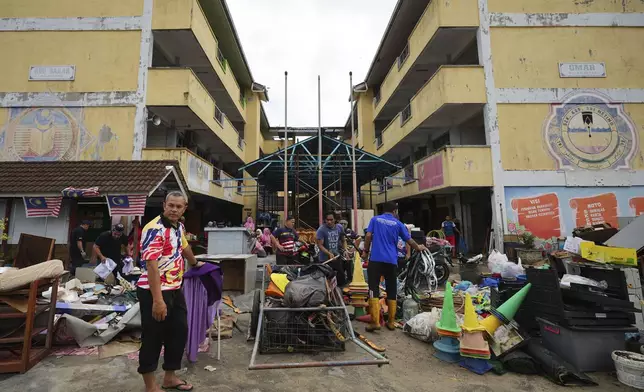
xmin=214 ymin=105 xmax=224 ymax=126
xmin=216 ymin=48 xmax=227 ymax=72
xmin=400 ymin=104 xmax=412 ymax=125
xmin=374 ymin=135 xmax=383 ymax=150
xmin=397 ymin=42 xmax=410 ymax=70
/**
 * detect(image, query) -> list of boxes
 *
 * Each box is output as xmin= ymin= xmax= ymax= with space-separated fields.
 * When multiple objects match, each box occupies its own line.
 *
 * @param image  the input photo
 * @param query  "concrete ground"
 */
xmin=0 ymin=313 xmax=634 ymax=392
xmin=0 ymin=256 xmax=636 ymax=391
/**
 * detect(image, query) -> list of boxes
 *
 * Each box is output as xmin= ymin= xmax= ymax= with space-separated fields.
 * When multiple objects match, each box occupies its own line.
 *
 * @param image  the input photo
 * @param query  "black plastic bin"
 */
xmin=537 ymin=317 xmax=636 ymax=372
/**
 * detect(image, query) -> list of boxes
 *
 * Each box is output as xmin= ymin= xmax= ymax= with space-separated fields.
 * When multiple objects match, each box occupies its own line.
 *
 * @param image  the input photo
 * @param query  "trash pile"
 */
xmin=398 ymin=217 xmax=644 ymax=388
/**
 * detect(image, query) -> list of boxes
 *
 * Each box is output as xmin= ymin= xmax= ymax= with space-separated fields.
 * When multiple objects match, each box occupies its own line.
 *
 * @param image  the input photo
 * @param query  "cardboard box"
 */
xmin=579 ymin=242 xmax=638 ymax=266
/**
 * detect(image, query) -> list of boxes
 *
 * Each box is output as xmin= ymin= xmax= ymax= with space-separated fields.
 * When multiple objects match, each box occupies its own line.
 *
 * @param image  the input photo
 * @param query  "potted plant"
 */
xmin=516 ymin=232 xmax=542 ymax=264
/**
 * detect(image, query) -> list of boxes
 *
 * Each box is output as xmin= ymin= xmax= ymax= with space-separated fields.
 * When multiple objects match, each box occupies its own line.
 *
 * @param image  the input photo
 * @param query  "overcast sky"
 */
xmin=227 ymin=0 xmax=396 ymax=128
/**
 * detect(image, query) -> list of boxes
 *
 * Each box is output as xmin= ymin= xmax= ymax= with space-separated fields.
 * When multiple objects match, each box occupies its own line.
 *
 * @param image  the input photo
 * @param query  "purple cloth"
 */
xmin=184 ymin=263 xmax=223 ymax=306
xmin=183 ymin=264 xmax=223 ymax=363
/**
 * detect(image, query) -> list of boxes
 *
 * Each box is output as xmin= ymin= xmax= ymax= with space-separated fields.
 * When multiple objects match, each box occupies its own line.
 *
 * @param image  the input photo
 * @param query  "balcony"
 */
xmin=147 ymin=68 xmax=245 ymax=162
xmin=142 ymin=148 xmax=244 ymax=205
xmin=378 ymin=66 xmax=486 ymax=158
xmin=152 ymin=0 xmax=246 ymax=124
xmin=374 ymin=0 xmax=480 ymax=122
xmin=365 ymin=146 xmax=492 ymax=204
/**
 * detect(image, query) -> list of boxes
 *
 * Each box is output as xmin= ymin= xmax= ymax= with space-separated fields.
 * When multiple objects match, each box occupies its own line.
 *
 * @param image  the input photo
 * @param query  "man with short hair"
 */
xmin=271 ymin=216 xmax=299 ymax=265
xmin=69 ymin=220 xmax=91 ymax=275
xmin=137 ymin=191 xmax=202 ymax=392
xmin=317 ymin=212 xmax=347 ymax=286
xmin=94 ymin=223 xmax=131 ymax=280
xmin=362 ymin=202 xmax=427 ymax=332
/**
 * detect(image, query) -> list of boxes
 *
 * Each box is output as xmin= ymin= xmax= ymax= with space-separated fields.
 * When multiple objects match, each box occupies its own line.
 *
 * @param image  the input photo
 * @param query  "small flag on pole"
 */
xmin=62 ymin=187 xmax=100 ymax=198
xmin=23 ymin=196 xmax=63 ymax=218
xmin=106 ymin=195 xmax=147 ymax=216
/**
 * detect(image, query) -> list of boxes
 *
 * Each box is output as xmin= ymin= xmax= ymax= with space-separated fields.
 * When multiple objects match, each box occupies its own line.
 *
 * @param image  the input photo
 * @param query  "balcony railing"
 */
xmin=216 ymin=47 xmax=227 ymax=72
xmin=375 ymin=134 xmax=383 ymax=150
xmin=397 ymin=42 xmax=410 ymax=70
xmin=400 ymin=104 xmax=412 ymax=125
xmin=404 ymin=165 xmax=415 ymax=183
xmin=373 ymin=89 xmax=381 ymax=106
xmin=214 ymin=105 xmax=224 ymax=126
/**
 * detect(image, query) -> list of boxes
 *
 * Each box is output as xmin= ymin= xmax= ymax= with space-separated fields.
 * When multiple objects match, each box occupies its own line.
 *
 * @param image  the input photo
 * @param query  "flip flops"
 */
xmin=162 ymin=380 xmax=194 ymax=391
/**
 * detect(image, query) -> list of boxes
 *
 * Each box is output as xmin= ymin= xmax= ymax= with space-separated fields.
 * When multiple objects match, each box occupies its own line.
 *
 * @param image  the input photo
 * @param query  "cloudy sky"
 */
xmin=227 ymin=0 xmax=396 ymax=128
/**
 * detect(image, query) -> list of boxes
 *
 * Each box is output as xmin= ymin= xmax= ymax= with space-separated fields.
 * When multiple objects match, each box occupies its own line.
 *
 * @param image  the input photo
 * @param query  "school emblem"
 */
xmin=543 ymin=91 xmax=638 ymax=171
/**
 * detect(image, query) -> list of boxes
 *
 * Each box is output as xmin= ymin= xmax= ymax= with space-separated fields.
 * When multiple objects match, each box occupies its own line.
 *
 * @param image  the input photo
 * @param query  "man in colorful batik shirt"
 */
xmin=137 ymin=191 xmax=202 ymax=392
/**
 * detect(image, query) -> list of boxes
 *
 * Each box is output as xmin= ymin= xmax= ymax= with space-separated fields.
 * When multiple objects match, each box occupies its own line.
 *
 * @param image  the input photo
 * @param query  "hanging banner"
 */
xmin=417 ymin=154 xmax=444 ymax=191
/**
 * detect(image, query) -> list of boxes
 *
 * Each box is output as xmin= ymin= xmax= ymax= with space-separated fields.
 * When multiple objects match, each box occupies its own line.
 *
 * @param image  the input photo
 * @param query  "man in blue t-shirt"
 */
xmin=317 ymin=212 xmax=347 ymax=286
xmin=362 ymin=202 xmax=427 ymax=332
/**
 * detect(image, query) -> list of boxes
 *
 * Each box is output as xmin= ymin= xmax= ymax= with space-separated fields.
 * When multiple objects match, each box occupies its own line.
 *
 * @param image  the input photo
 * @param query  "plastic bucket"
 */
xmin=612 ymin=350 xmax=644 ymax=390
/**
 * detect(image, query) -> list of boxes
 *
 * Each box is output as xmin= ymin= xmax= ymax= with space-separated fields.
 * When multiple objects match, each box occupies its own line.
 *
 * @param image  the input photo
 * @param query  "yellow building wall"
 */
xmin=491 ymin=28 xmax=644 ymax=89
xmin=488 ymin=0 xmax=644 ymax=13
xmin=0 ymin=31 xmax=140 ymax=92
xmin=0 ymin=0 xmax=143 ymax=17
xmin=0 ymin=106 xmax=136 ymax=161
xmin=498 ymin=103 xmax=644 ymax=171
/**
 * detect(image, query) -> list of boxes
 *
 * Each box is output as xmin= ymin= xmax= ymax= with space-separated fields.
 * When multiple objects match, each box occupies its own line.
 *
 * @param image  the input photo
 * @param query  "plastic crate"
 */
xmin=537 ymin=317 xmax=636 ymax=372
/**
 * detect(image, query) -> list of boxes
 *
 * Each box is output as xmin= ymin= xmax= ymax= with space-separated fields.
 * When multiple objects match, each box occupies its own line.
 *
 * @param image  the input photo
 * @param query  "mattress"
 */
xmin=0 ymin=259 xmax=64 ymax=293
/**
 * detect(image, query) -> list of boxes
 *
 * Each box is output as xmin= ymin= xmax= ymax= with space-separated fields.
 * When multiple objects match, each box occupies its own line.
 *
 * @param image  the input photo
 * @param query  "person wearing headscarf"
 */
xmin=244 ymin=216 xmax=255 ymax=232
xmin=260 ymin=228 xmax=273 ymax=254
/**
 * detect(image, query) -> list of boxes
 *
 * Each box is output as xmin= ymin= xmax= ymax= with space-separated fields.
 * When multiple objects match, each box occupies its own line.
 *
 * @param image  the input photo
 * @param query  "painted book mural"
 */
xmin=506 ymin=186 xmax=644 ymax=250
xmin=0 ymin=106 xmax=134 ymax=161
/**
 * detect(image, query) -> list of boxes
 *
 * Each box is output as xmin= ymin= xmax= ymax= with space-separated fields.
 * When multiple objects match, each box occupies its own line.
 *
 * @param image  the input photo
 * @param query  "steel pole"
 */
xmin=283 ymin=71 xmax=288 ymax=221
xmin=318 ymin=75 xmax=323 ymax=226
xmin=349 ymin=72 xmax=359 ymax=232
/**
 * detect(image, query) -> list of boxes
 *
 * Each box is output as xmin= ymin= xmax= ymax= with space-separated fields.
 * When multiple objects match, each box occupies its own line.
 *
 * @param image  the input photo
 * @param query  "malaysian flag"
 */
xmin=106 ymin=194 xmax=147 ymax=216
xmin=62 ymin=187 xmax=100 ymax=198
xmin=23 ymin=196 xmax=63 ymax=218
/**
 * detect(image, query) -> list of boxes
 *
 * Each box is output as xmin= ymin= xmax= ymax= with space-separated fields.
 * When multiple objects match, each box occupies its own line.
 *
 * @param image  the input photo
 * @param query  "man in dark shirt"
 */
xmin=94 ymin=223 xmax=131 ymax=280
xmin=271 ymin=217 xmax=299 ymax=265
xmin=69 ymin=220 xmax=91 ymax=275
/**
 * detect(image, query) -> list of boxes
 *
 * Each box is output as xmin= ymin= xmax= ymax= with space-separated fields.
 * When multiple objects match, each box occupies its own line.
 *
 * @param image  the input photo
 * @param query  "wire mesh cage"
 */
xmin=249 ymin=264 xmax=390 ymax=370
xmin=259 ymin=296 xmax=349 ymax=354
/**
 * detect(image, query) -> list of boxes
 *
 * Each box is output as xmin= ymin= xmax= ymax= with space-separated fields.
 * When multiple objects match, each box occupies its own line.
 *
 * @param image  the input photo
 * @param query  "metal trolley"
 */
xmin=248 ymin=265 xmax=390 ymax=370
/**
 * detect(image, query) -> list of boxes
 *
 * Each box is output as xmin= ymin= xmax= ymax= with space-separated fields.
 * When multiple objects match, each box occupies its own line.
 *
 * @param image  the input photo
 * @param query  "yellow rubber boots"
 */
xmin=365 ymin=298 xmax=381 ymax=332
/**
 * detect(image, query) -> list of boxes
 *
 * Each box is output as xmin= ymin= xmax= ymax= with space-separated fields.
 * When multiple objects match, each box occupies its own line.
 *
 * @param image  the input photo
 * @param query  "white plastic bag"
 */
xmin=94 ymin=258 xmax=116 ymax=280
xmin=487 ymin=250 xmax=509 ymax=274
xmin=403 ymin=308 xmax=441 ymax=342
xmin=501 ymin=257 xmax=525 ymax=279
xmin=122 ymin=256 xmax=134 ymax=275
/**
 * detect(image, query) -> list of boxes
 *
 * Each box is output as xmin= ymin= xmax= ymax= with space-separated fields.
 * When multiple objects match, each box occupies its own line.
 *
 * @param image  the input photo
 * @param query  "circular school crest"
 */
xmin=0 ymin=107 xmax=92 ymax=161
xmin=543 ymin=91 xmax=638 ymax=171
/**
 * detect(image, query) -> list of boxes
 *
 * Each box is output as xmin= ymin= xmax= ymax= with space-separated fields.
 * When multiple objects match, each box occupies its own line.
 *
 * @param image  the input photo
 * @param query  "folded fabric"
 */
xmin=184 ymin=263 xmax=223 ymax=307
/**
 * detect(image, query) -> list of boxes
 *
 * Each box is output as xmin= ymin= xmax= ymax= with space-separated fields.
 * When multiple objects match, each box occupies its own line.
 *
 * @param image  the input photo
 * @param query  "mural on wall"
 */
xmin=506 ymin=186 xmax=644 ymax=250
xmin=0 ymin=106 xmax=119 ymax=161
xmin=543 ymin=91 xmax=638 ymax=171
xmin=187 ymin=154 xmax=212 ymax=195
xmin=417 ymin=153 xmax=444 ymax=191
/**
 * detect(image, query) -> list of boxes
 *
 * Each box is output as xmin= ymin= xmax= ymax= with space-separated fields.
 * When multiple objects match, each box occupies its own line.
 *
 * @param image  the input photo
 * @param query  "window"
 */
xmin=373 ymin=87 xmax=381 ymax=106
xmin=237 ymin=135 xmax=245 ymax=150
xmin=400 ymin=104 xmax=411 ymax=125
xmin=404 ymin=165 xmax=414 ymax=183
xmin=237 ymin=180 xmax=243 ymax=195
xmin=397 ymin=42 xmax=410 ymax=70
xmin=239 ymin=92 xmax=246 ymax=108
xmin=375 ymin=134 xmax=383 ymax=149
xmin=414 ymin=146 xmax=427 ymax=161
xmin=214 ymin=105 xmax=224 ymax=126
xmin=432 ymin=132 xmax=450 ymax=150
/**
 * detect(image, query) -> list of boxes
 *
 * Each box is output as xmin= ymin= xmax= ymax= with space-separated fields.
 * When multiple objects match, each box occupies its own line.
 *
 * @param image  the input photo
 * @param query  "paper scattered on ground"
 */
xmin=99 ymin=341 xmax=141 ymax=359
xmin=204 ymin=365 xmax=217 ymax=372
